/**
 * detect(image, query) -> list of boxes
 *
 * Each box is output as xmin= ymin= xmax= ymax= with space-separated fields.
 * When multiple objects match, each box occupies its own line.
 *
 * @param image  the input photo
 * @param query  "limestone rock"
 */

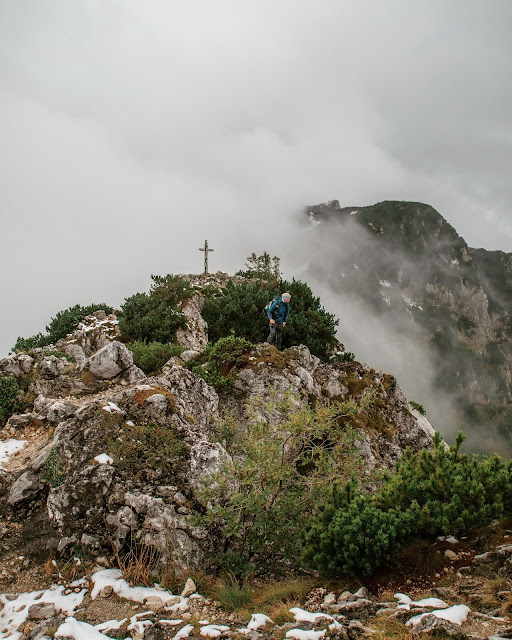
xmin=86 ymin=341 xmax=133 ymax=379
xmin=8 ymin=471 xmax=44 ymax=505
xmin=409 ymin=613 xmax=466 ymax=638
xmin=28 ymin=602 xmax=57 ymax=619
xmin=176 ymin=294 xmax=208 ymax=352
xmin=181 ymin=578 xmax=197 ymax=597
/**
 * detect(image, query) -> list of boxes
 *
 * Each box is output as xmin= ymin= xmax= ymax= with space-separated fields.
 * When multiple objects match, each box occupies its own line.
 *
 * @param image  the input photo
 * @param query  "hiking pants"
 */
xmin=267 ymin=322 xmax=284 ymax=350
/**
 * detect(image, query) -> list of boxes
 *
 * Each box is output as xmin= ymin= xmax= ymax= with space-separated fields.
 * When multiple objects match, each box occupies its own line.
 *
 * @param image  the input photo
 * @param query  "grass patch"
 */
xmin=132 ymin=386 xmax=177 ymax=410
xmin=39 ymin=448 xmax=66 ymax=487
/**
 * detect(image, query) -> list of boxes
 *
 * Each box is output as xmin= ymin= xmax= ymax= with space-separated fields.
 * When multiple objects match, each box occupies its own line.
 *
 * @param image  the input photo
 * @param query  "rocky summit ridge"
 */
xmin=1 ymin=275 xmax=435 ymax=571
xmin=2 ymin=274 xmax=512 ymax=640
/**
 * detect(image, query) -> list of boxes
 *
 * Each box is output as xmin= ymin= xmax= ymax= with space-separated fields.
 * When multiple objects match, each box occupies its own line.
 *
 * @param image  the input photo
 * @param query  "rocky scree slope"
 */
xmin=0 ymin=287 xmax=434 ymax=576
xmin=305 ymin=200 xmax=512 ymax=451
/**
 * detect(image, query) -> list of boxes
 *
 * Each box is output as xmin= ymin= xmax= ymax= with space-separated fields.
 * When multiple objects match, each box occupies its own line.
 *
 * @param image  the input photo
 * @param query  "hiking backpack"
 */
xmin=264 ymin=296 xmax=281 ymax=316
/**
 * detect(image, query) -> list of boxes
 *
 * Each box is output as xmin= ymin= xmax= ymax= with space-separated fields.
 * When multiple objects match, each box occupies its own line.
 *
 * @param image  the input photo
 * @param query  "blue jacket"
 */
xmin=267 ymin=297 xmax=290 ymax=324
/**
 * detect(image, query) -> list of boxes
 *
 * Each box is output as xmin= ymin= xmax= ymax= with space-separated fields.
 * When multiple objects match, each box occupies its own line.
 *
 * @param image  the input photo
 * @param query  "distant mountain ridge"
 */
xmin=305 ymin=200 xmax=512 ymax=451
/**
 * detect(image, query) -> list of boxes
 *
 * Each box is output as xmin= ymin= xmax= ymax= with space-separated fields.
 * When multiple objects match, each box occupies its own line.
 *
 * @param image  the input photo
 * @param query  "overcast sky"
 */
xmin=1 ymin=0 xmax=512 ymax=357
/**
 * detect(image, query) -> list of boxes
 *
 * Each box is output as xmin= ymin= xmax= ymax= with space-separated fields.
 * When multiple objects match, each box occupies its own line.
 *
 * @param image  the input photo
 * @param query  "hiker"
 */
xmin=266 ymin=292 xmax=291 ymax=350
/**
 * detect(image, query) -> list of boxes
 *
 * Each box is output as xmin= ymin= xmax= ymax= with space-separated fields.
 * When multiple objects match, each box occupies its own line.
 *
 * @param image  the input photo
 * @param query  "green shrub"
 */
xmin=128 ymin=341 xmax=184 ymax=374
xmin=200 ymin=394 xmax=366 ymax=576
xmin=202 ymin=278 xmax=339 ymax=361
xmin=39 ymin=448 xmax=67 ymax=487
xmin=107 ymin=422 xmax=188 ymax=482
xmin=304 ymin=432 xmax=512 ymax=577
xmin=118 ymin=275 xmax=192 ymax=344
xmin=14 ymin=303 xmax=112 ymax=351
xmin=410 ymin=401 xmax=426 ymax=415
xmin=187 ymin=336 xmax=254 ymax=393
xmin=0 ymin=376 xmax=25 ymax=426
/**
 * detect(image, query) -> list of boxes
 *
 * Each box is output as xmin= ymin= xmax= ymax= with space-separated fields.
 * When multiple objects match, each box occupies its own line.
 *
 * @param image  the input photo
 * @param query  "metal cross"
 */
xmin=199 ymin=240 xmax=214 ymax=274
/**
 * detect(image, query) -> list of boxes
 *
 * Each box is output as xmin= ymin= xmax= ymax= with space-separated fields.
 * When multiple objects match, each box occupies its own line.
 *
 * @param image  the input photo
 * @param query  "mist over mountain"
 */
xmin=293 ymin=200 xmax=512 ymax=455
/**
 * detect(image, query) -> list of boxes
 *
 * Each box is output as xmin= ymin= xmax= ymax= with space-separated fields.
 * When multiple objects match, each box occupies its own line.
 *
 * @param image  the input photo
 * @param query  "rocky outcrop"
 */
xmin=0 ymin=283 xmax=437 ymax=575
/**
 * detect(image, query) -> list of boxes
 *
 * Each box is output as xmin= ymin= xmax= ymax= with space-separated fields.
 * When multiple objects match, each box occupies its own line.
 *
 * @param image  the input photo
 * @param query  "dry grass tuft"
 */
xmin=114 ymin=536 xmax=161 ymax=587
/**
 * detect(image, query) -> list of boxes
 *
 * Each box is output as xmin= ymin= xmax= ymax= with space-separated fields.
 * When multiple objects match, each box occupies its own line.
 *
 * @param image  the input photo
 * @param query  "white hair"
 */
xmin=282 ymin=293 xmax=291 ymax=301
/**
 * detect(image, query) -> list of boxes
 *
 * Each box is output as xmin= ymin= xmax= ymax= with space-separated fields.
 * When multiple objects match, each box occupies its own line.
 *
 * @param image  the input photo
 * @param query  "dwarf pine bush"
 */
xmin=0 ymin=376 xmax=25 ymax=426
xmin=304 ymin=432 xmax=512 ymax=577
xmin=118 ymin=275 xmax=192 ymax=344
xmin=202 ymin=278 xmax=338 ymax=360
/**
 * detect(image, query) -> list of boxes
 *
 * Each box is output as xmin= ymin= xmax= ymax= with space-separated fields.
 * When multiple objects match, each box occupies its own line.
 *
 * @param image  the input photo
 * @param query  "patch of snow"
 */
xmin=353 ymin=264 xmax=359 ymax=270
xmin=94 ymin=454 xmax=114 ymax=465
xmin=350 ymin=210 xmax=359 ymax=215
xmin=90 ymin=569 xmax=181 ymax=607
xmin=247 ymin=613 xmax=273 ymax=630
xmin=407 ymin=604 xmax=470 ymax=627
xmin=174 ymin=624 xmax=194 ymax=640
xmin=160 ymin=620 xmax=184 ymax=626
xmin=56 ymin=617 xmax=124 ymax=640
xmin=286 ymin=623 xmax=341 ymax=640
xmin=395 ymin=593 xmax=448 ymax=610
xmin=446 ymin=536 xmax=459 ymax=544
xmin=102 ymin=402 xmax=123 ymax=414
xmin=286 ymin=630 xmax=326 ymax=640
xmin=289 ymin=608 xmax=334 ymax=623
xmin=200 ymin=625 xmax=230 ymax=637
xmin=379 ymin=280 xmax=391 ymax=288
xmin=0 ymin=586 xmax=87 ymax=640
xmin=0 ymin=439 xmax=27 ymax=470
xmin=95 ymin=619 xmax=128 ymax=632
xmin=126 ymin=420 xmax=135 ymax=426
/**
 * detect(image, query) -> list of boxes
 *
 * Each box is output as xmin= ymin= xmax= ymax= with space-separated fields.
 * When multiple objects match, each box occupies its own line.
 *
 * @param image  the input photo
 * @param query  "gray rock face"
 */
xmin=176 ymin=294 xmax=208 ymax=351
xmin=86 ymin=341 xmax=133 ymax=379
xmin=409 ymin=613 xmax=466 ymax=638
xmin=28 ymin=602 xmax=57 ymax=620
xmin=8 ymin=471 xmax=44 ymax=505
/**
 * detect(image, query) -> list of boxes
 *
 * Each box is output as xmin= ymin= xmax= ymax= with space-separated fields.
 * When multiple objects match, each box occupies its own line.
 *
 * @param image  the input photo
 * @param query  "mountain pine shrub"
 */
xmin=187 ymin=336 xmax=254 ymax=393
xmin=304 ymin=432 xmax=512 ymax=577
xmin=118 ymin=275 xmax=192 ymax=344
xmin=199 ymin=393 xmax=369 ymax=576
xmin=0 ymin=376 xmax=25 ymax=426
xmin=128 ymin=341 xmax=184 ymax=374
xmin=14 ymin=303 xmax=112 ymax=351
xmin=202 ymin=278 xmax=339 ymax=360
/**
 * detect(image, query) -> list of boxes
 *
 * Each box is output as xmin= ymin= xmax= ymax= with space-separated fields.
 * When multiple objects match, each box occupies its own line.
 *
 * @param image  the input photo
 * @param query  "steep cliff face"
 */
xmin=304 ymin=200 xmax=512 ymax=450
xmin=0 ymin=288 xmax=435 ymax=573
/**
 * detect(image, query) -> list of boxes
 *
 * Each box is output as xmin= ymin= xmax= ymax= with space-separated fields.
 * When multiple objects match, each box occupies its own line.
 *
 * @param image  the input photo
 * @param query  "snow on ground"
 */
xmin=56 ymin=618 xmax=120 ymax=640
xmin=0 ymin=439 xmax=27 ymax=470
xmin=290 ymin=608 xmax=334 ymax=623
xmin=174 ymin=624 xmax=194 ymax=639
xmin=102 ymin=402 xmax=123 ymax=414
xmin=90 ymin=569 xmax=185 ymax=609
xmin=93 ymin=453 xmax=113 ymax=465
xmin=406 ymin=604 xmax=471 ymax=627
xmin=286 ymin=622 xmax=342 ymax=640
xmin=0 ymin=586 xmax=87 ymax=640
xmin=395 ymin=593 xmax=448 ymax=610
xmin=199 ymin=624 xmax=230 ymax=637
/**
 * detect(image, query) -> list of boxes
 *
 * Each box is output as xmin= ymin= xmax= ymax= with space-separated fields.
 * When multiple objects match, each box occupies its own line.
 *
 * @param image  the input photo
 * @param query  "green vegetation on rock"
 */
xmin=200 ymin=393 xmax=368 ymax=577
xmin=202 ymin=277 xmax=338 ymax=361
xmin=305 ymin=432 xmax=512 ymax=577
xmin=39 ymin=448 xmax=67 ymax=488
xmin=186 ymin=336 xmax=255 ymax=393
xmin=118 ymin=274 xmax=192 ymax=344
xmin=0 ymin=376 xmax=25 ymax=426
xmin=128 ymin=341 xmax=184 ymax=374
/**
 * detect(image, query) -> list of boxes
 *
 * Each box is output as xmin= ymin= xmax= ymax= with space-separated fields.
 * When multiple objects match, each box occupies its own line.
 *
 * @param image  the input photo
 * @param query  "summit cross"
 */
xmin=199 ymin=240 xmax=214 ymax=274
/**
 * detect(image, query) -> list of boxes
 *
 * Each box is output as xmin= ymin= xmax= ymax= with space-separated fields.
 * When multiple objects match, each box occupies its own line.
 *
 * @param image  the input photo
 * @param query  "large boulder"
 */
xmin=86 ymin=341 xmax=133 ymax=379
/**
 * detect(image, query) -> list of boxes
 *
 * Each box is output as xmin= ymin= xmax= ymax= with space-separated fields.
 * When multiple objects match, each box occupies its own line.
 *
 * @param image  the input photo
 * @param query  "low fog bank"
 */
xmin=283 ymin=210 xmax=512 ymax=457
